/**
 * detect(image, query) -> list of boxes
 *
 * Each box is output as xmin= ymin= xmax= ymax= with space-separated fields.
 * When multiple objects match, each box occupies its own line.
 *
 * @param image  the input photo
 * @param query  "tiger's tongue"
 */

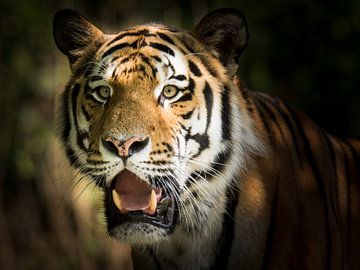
xmin=113 ymin=169 xmax=153 ymax=212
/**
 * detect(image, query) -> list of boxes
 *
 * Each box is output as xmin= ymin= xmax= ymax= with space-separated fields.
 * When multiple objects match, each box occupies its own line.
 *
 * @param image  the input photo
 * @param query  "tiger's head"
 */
xmin=53 ymin=8 xmax=252 ymax=244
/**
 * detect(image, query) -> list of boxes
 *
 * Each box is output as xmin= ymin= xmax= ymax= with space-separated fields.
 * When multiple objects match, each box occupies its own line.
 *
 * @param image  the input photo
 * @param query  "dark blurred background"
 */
xmin=0 ymin=0 xmax=359 ymax=269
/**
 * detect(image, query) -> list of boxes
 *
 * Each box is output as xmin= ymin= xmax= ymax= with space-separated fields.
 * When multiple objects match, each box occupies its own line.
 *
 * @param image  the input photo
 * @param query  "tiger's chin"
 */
xmin=103 ymin=170 xmax=178 ymax=245
xmin=108 ymin=223 xmax=172 ymax=245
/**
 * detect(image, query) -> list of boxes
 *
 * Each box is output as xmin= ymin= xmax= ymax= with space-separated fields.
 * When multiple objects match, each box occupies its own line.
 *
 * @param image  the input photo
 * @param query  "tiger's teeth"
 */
xmin=112 ymin=190 xmax=127 ymax=214
xmin=148 ymin=189 xmax=157 ymax=215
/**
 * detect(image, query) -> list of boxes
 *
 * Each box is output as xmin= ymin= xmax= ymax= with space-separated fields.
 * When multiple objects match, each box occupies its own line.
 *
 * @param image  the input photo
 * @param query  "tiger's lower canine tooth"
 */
xmin=148 ymin=189 xmax=157 ymax=215
xmin=112 ymin=190 xmax=127 ymax=214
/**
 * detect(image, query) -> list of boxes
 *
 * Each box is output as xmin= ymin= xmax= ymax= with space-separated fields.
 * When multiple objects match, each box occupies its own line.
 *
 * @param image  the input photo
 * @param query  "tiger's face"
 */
xmin=54 ymin=9 xmax=249 ymax=244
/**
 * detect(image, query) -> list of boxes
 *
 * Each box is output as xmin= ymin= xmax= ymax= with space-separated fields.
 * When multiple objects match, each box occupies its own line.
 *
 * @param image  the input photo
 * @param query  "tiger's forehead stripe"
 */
xmin=188 ymin=60 xmax=202 ymax=77
xmin=109 ymin=52 xmax=159 ymax=81
xmin=101 ymin=29 xmax=178 ymax=59
xmin=106 ymin=25 xmax=179 ymax=46
xmin=107 ymin=29 xmax=157 ymax=46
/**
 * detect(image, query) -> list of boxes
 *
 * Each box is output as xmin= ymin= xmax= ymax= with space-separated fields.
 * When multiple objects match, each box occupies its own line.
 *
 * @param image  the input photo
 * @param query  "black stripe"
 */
xmin=287 ymin=105 xmax=332 ymax=269
xmin=342 ymin=141 xmax=357 ymax=255
xmin=102 ymin=43 xmax=130 ymax=58
xmin=61 ymin=87 xmax=71 ymax=142
xmin=83 ymin=63 xmax=94 ymax=77
xmin=119 ymin=52 xmax=144 ymax=64
xmin=187 ymin=78 xmax=195 ymax=93
xmin=107 ymin=29 xmax=155 ymax=46
xmin=114 ymin=52 xmax=157 ymax=78
xmin=325 ymin=134 xmax=344 ymax=269
xmin=211 ymin=185 xmax=239 ymax=270
xmin=256 ymin=98 xmax=277 ymax=130
xmin=324 ymin=134 xmax=339 ymax=204
xmin=344 ymin=141 xmax=359 ymax=177
xmin=71 ymin=84 xmax=87 ymax=152
xmin=188 ymin=60 xmax=202 ymax=77
xmin=140 ymin=55 xmax=158 ymax=78
xmin=275 ymin=99 xmax=303 ymax=167
xmin=339 ymin=141 xmax=352 ymax=265
xmin=111 ymin=67 xmax=117 ymax=79
xmin=87 ymin=160 xmax=109 ymax=165
xmin=157 ymin=33 xmax=175 ymax=45
xmin=221 ymin=86 xmax=231 ymax=141
xmin=198 ymin=54 xmax=219 ymax=78
xmin=241 ymin=89 xmax=254 ymax=115
xmin=177 ymin=93 xmax=192 ymax=102
xmin=71 ymin=84 xmax=80 ymax=126
xmin=89 ymin=75 xmax=103 ymax=82
xmin=325 ymin=134 xmax=340 ymax=212
xmin=149 ymin=42 xmax=175 ymax=56
xmin=211 ymin=147 xmax=232 ymax=174
xmin=166 ymin=56 xmax=175 ymax=74
xmin=253 ymin=98 xmax=273 ymax=142
xmin=178 ymin=35 xmax=196 ymax=54
xmin=203 ymin=82 xmax=213 ymax=133
xmin=81 ymin=104 xmax=91 ymax=121
xmin=120 ymin=56 xmax=132 ymax=64
xmin=180 ymin=109 xmax=194 ymax=120
xmin=256 ymin=97 xmax=291 ymax=155
xmin=138 ymin=64 xmax=146 ymax=74
xmin=169 ymin=74 xmax=186 ymax=81
xmin=65 ymin=146 xmax=81 ymax=169
xmin=185 ymin=133 xmax=209 ymax=158
xmin=111 ymin=56 xmax=119 ymax=63
xmin=186 ymin=171 xmax=207 ymax=187
xmin=151 ymin=55 xmax=162 ymax=62
xmin=191 ymin=190 xmax=199 ymax=199
xmin=259 ymin=99 xmax=285 ymax=138
xmin=261 ymin=181 xmax=279 ymax=270
xmin=91 ymin=174 xmax=106 ymax=187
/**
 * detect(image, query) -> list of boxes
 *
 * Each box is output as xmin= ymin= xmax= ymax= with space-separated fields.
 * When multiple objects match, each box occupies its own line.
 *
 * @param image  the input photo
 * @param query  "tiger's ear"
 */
xmin=53 ymin=9 xmax=104 ymax=69
xmin=193 ymin=8 xmax=249 ymax=76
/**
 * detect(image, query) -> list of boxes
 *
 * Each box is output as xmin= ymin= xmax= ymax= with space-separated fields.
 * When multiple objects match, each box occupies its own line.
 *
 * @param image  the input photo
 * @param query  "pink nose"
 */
xmin=102 ymin=136 xmax=149 ymax=158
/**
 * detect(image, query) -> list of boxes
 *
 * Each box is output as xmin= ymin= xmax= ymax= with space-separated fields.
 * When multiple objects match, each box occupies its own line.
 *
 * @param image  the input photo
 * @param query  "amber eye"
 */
xmin=162 ymin=85 xmax=179 ymax=99
xmin=92 ymin=85 xmax=112 ymax=103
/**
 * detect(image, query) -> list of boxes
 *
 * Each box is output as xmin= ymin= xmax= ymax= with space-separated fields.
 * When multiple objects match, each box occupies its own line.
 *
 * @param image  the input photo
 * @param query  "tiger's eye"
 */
xmin=98 ymin=86 xmax=111 ymax=99
xmin=91 ymin=85 xmax=112 ymax=103
xmin=162 ymin=85 xmax=178 ymax=99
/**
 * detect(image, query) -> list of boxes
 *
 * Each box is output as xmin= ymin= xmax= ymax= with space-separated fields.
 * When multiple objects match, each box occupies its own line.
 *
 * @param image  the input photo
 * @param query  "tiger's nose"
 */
xmin=102 ymin=135 xmax=150 ymax=159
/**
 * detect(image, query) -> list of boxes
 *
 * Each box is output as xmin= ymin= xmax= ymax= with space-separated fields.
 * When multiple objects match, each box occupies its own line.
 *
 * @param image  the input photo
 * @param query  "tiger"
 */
xmin=53 ymin=7 xmax=360 ymax=270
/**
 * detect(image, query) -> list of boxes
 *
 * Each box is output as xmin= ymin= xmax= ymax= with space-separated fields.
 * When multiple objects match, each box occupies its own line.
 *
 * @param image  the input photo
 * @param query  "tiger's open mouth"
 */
xmin=105 ymin=169 xmax=177 ymax=233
